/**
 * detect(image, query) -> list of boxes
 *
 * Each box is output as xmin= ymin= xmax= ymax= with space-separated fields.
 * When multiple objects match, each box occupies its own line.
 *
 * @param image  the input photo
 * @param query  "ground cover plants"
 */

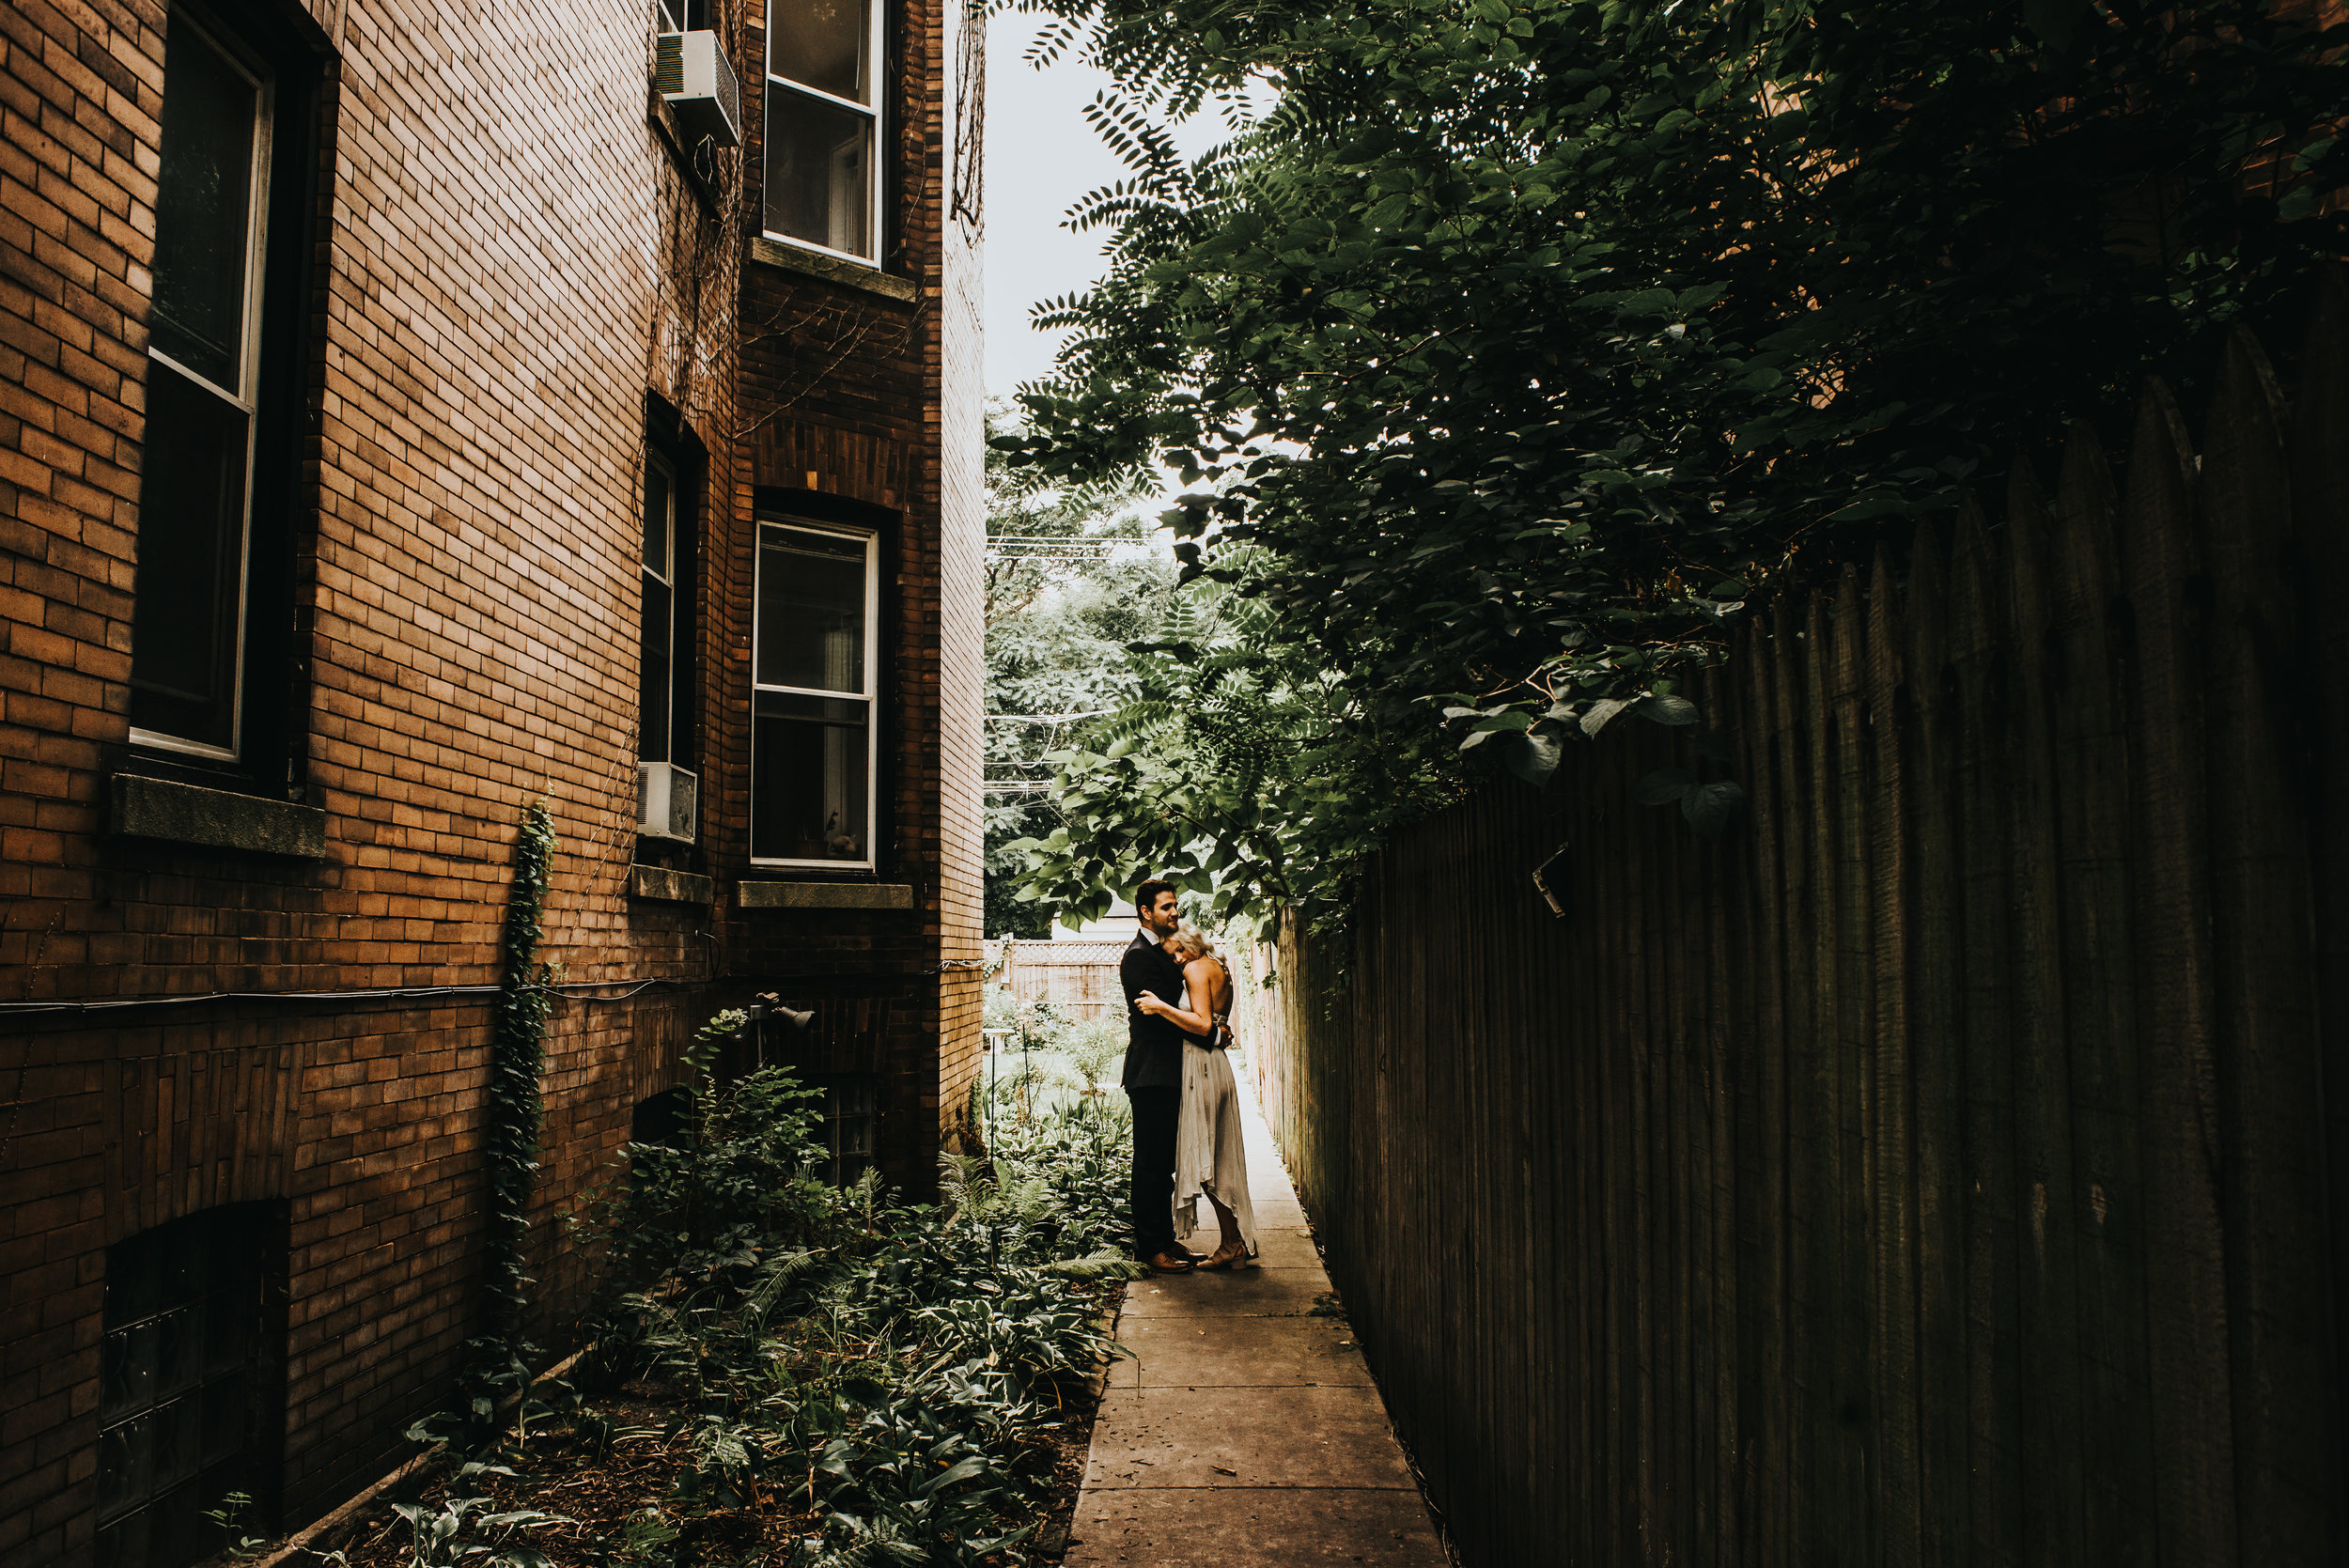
xmin=979 ymin=993 xmax=1126 ymax=1123
xmin=320 ymin=1010 xmax=1140 ymax=1568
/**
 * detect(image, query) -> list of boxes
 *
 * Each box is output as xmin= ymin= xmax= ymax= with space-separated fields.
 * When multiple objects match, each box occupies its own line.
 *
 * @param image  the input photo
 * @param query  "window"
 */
xmin=655 ymin=0 xmax=711 ymax=29
xmin=816 ymin=1078 xmax=878 ymax=1187
xmin=763 ymin=0 xmax=882 ymax=262
xmin=637 ymin=411 xmax=701 ymax=800
xmin=130 ymin=10 xmax=274 ymax=758
xmin=752 ymin=518 xmax=877 ymax=867
xmin=631 ymin=1087 xmax=690 ymax=1147
xmin=99 ymin=1205 xmax=283 ymax=1568
xmin=640 ymin=449 xmax=679 ymax=766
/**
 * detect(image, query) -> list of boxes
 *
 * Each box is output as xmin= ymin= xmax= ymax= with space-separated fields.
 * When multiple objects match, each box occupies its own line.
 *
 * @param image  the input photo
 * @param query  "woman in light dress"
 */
xmin=1134 ymin=922 xmax=1257 ymax=1270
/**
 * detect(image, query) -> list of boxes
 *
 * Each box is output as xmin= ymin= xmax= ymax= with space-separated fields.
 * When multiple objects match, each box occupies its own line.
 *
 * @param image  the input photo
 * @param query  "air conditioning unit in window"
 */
xmin=656 ymin=31 xmax=742 ymax=149
xmin=638 ymin=762 xmax=699 ymax=842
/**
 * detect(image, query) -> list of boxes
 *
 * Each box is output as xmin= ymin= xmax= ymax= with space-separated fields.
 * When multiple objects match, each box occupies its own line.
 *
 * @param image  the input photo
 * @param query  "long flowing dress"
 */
xmin=1172 ymin=957 xmax=1258 ymax=1259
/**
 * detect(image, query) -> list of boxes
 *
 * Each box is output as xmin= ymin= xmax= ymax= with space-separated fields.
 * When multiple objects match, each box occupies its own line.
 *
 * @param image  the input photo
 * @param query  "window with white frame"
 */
xmin=752 ymin=519 xmax=878 ymax=866
xmin=655 ymin=0 xmax=711 ymax=31
xmin=130 ymin=9 xmax=274 ymax=758
xmin=763 ymin=0 xmax=882 ymax=262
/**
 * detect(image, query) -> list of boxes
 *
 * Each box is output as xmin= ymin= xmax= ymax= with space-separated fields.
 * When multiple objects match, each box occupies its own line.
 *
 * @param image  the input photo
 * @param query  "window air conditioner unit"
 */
xmin=638 ymin=762 xmax=699 ymax=842
xmin=656 ymin=31 xmax=742 ymax=149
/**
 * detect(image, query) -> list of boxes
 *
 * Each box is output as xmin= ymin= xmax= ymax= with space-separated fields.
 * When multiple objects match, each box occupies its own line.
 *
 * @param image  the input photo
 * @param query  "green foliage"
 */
xmin=459 ymin=803 xmax=560 ymax=1438
xmin=559 ymin=1029 xmax=1141 ymax=1567
xmin=999 ymin=995 xmax=1073 ymax=1055
xmin=576 ymin=1010 xmax=838 ymax=1303
xmin=994 ymin=0 xmax=2347 ymax=918
xmin=1061 ymin=1017 xmax=1125 ymax=1094
xmin=593 ymin=1507 xmax=679 ymax=1568
xmin=976 ymin=995 xmax=1128 ymax=1125
xmin=1008 ymin=562 xmax=1468 ymax=935
xmin=389 ymin=1469 xmax=569 ymax=1568
xmin=201 ymin=1489 xmax=268 ymax=1560
xmin=985 ymin=403 xmax=1177 ymax=937
xmin=1633 ymin=725 xmax=1744 ymax=838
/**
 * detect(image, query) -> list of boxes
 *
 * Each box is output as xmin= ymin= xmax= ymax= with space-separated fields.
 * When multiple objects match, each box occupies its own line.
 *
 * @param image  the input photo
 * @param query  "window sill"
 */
xmin=630 ymin=863 xmax=715 ymax=905
xmin=748 ymin=237 xmax=917 ymax=303
xmin=111 ymin=773 xmax=328 ymax=859
xmin=739 ymin=880 xmax=914 ymax=911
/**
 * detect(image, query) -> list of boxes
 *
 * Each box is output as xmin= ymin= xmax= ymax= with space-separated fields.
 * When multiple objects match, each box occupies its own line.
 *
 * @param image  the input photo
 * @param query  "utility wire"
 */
xmin=0 ymin=960 xmax=993 ymax=1018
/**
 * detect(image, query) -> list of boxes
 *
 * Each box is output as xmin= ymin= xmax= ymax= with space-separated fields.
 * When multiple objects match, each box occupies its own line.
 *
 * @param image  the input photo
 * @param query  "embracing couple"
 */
xmin=1120 ymin=877 xmax=1259 ymax=1275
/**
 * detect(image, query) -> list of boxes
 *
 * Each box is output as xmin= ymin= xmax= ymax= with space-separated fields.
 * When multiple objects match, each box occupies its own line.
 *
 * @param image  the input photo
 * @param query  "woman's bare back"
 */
xmin=1183 ymin=955 xmax=1229 ymax=1038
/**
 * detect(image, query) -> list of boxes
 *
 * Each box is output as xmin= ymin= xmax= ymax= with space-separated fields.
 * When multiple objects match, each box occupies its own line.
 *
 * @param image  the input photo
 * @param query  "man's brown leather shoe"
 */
xmin=1145 ymin=1251 xmax=1196 ymax=1273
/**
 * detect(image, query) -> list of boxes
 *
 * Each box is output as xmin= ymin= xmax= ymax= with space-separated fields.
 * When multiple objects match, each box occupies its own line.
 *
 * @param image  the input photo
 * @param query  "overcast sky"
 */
xmin=980 ymin=16 xmax=1257 ymax=396
xmin=980 ymin=16 xmax=1125 ymax=395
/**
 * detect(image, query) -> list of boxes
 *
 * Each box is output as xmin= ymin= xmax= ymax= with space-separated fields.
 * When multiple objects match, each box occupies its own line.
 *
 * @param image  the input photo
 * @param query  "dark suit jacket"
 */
xmin=1120 ymin=928 xmax=1188 ymax=1090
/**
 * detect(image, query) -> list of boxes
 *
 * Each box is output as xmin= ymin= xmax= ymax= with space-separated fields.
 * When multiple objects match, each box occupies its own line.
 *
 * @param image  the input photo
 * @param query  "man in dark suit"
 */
xmin=1121 ymin=877 xmax=1195 ymax=1272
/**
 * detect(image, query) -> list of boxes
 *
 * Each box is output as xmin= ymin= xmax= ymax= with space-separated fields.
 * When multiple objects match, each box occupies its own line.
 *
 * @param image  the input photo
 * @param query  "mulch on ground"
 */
xmin=305 ymin=1315 xmax=1114 ymax=1568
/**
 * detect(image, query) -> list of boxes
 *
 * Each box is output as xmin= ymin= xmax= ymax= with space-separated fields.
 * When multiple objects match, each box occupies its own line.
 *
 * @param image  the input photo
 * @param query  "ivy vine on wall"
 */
xmin=474 ymin=801 xmax=558 ymax=1413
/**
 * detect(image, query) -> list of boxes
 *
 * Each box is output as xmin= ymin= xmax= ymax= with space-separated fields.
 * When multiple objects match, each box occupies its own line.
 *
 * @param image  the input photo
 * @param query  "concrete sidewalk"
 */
xmin=1064 ymin=1068 xmax=1448 ymax=1567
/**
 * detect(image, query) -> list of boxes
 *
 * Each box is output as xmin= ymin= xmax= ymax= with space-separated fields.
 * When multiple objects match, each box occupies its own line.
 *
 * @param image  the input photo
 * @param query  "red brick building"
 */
xmin=0 ymin=0 xmax=984 ymax=1560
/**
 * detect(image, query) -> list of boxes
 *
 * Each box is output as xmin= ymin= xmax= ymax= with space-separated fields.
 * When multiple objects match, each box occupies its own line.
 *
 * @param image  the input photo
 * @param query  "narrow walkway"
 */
xmin=1066 ymin=1072 xmax=1448 ymax=1567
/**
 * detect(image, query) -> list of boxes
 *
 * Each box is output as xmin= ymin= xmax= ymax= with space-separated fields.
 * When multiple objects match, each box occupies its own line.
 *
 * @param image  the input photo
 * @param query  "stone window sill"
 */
xmin=111 ymin=773 xmax=328 ymax=858
xmin=739 ymin=880 xmax=914 ymax=911
xmin=630 ymin=864 xmax=715 ymax=905
xmin=748 ymin=236 xmax=918 ymax=303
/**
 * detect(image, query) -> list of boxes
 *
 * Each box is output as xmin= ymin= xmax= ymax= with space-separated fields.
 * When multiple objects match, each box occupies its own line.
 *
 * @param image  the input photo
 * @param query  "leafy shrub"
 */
xmin=1060 ymin=1018 xmax=1125 ymax=1096
xmin=575 ymin=1010 xmax=840 ymax=1301
xmin=999 ymin=0 xmax=2349 ymax=927
xmin=556 ymin=1015 xmax=1142 ymax=1568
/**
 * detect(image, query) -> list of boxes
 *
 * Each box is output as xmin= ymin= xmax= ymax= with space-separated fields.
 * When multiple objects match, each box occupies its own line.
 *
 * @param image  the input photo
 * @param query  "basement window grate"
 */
xmin=98 ymin=1204 xmax=280 ymax=1568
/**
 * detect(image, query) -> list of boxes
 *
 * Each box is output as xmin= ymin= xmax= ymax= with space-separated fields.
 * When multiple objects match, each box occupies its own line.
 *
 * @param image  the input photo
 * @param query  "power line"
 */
xmin=0 ymin=962 xmax=997 ymax=1018
xmin=987 ymin=536 xmax=1132 ymax=561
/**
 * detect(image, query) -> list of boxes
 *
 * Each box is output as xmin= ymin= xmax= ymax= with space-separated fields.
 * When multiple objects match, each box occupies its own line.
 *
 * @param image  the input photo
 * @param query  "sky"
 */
xmin=980 ymin=15 xmax=1125 ymax=396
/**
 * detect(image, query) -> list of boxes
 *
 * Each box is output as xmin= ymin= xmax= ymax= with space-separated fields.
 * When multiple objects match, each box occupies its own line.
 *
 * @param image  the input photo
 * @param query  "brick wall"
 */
xmin=725 ymin=0 xmax=984 ymax=1181
xmin=935 ymin=0 xmax=988 ymax=1137
xmin=0 ymin=0 xmax=980 ymax=1558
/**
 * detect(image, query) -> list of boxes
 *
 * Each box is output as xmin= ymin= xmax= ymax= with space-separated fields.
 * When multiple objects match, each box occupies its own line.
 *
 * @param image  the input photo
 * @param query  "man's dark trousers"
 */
xmin=1120 ymin=927 xmax=1188 ymax=1259
xmin=1127 ymin=1087 xmax=1180 ymax=1261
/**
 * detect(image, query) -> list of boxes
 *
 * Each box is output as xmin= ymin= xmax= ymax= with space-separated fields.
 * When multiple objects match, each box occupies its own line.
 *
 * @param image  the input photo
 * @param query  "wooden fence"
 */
xmin=987 ymin=939 xmax=1127 ymax=1023
xmin=1244 ymin=280 xmax=2349 ymax=1567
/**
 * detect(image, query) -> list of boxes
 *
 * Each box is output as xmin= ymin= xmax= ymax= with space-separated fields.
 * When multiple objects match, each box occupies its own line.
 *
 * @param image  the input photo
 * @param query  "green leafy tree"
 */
xmin=1009 ymin=557 xmax=1462 ymax=935
xmin=984 ymin=405 xmax=1176 ymax=935
xmin=994 ymin=0 xmax=2345 ymax=920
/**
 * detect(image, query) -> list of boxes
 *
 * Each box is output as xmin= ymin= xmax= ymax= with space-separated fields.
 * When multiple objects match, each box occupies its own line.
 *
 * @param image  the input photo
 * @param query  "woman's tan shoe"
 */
xmin=1198 ymin=1240 xmax=1248 ymax=1271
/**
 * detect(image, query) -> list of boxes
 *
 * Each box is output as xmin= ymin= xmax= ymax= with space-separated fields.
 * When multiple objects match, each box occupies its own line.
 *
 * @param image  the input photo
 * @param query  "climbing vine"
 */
xmin=473 ymin=801 xmax=559 ymax=1414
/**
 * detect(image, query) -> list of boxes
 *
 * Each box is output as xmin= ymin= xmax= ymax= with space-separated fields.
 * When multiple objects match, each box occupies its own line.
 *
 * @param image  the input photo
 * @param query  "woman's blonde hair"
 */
xmin=1169 ymin=921 xmax=1218 ymax=961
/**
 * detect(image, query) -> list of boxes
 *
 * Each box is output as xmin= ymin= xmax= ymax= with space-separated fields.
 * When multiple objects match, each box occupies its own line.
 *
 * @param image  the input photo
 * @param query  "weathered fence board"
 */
xmin=1244 ymin=282 xmax=2349 ymax=1567
xmin=985 ymin=939 xmax=1126 ymax=1022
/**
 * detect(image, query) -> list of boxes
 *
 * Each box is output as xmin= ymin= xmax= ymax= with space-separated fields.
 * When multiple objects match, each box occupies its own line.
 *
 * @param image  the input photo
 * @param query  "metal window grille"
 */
xmin=818 ymin=1078 xmax=878 ymax=1187
xmin=98 ymin=1205 xmax=278 ymax=1568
